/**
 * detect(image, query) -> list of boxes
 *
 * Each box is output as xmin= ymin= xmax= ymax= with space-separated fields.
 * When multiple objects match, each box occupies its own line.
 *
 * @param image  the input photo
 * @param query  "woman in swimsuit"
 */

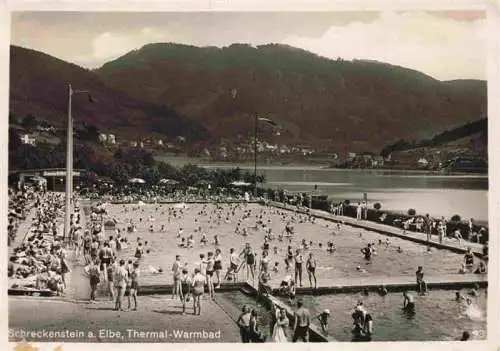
xmin=192 ymin=268 xmax=206 ymax=315
xmin=240 ymin=244 xmax=256 ymax=283
xmin=260 ymin=250 xmax=270 ymax=274
xmin=214 ymin=248 xmax=223 ymax=288
xmin=204 ymin=252 xmax=216 ymax=300
xmin=128 ymin=262 xmax=140 ymax=311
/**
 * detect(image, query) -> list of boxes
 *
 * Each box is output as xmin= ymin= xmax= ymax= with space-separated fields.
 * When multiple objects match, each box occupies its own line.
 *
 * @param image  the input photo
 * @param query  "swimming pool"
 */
xmin=221 ymin=289 xmax=487 ymax=341
xmin=104 ymin=203 xmax=475 ymax=287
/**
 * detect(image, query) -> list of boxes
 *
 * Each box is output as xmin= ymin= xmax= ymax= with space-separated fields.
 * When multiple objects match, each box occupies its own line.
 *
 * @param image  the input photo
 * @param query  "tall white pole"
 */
xmin=64 ymin=84 xmax=73 ymax=243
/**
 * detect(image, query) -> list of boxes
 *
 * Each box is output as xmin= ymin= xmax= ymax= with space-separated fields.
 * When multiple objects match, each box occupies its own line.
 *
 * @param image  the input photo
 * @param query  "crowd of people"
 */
xmin=7 ymin=181 xmax=488 ymax=342
xmin=78 ymin=183 xmax=253 ymax=204
xmin=8 ymin=186 xmax=78 ymax=296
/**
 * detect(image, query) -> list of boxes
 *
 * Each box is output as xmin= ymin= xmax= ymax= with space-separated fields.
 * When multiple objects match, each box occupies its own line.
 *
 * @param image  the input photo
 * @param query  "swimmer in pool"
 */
xmin=315 ymin=309 xmax=330 ymax=333
xmin=455 ymin=291 xmax=465 ymax=302
xmin=379 ymin=285 xmax=388 ymax=296
xmin=402 ymin=291 xmax=415 ymax=314
xmin=468 ymin=284 xmax=480 ymax=297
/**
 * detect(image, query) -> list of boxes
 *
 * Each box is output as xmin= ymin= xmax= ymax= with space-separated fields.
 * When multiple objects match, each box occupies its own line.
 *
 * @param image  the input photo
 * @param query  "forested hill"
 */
xmin=9 ymin=45 xmax=210 ymax=142
xmin=97 ymin=42 xmax=486 ymax=152
xmin=380 ymin=118 xmax=487 ymax=157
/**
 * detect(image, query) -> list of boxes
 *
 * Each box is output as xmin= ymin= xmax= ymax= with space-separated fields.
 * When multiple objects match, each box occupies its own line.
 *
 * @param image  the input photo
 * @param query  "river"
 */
xmin=155 ymin=156 xmax=488 ymax=222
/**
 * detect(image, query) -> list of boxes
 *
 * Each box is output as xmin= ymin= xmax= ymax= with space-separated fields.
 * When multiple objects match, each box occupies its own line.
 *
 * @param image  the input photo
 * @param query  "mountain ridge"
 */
xmin=96 ymin=42 xmax=486 ymax=152
xmin=9 ymin=45 xmax=210 ymax=143
xmin=9 ymin=43 xmax=487 ymax=154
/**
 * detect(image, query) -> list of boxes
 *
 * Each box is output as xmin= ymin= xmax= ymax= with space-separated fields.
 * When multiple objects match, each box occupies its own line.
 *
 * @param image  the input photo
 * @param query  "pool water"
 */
xmin=279 ymin=289 xmax=487 ymax=341
xmin=103 ymin=203 xmax=472 ymax=287
xmin=220 ymin=289 xmax=487 ymax=342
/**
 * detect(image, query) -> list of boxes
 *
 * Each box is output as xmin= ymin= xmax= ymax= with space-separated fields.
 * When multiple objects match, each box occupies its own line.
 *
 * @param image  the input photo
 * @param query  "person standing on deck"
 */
xmin=294 ymin=249 xmax=304 ymax=287
xmin=127 ymin=261 xmax=140 ymax=311
xmin=292 ymin=299 xmax=310 ymax=342
xmin=356 ymin=203 xmax=362 ymax=220
xmin=438 ymin=220 xmax=445 ymax=244
xmin=416 ymin=266 xmax=428 ymax=295
xmin=424 ymin=214 xmax=432 ymax=245
xmin=306 ymin=252 xmax=317 ymax=289
xmin=239 ymin=243 xmax=256 ymax=284
xmin=172 ymin=254 xmax=182 ymax=299
xmin=361 ymin=201 xmax=368 ymax=220
xmin=113 ymin=259 xmax=128 ymax=311
xmin=273 ymin=307 xmax=289 ymax=342
xmin=86 ymin=259 xmax=100 ymax=303
xmin=237 ymin=305 xmax=252 ymax=343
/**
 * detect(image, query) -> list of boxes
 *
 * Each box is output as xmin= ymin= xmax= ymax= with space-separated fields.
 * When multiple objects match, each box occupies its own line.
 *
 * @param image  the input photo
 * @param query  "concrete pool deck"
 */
xmin=8 ymin=199 xmax=489 ymax=343
xmin=8 ymin=295 xmax=240 ymax=342
xmin=120 ymin=273 xmax=486 ymax=295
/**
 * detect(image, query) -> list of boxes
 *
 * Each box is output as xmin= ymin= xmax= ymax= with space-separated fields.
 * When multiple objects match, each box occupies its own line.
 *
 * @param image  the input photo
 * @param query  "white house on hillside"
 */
xmin=98 ymin=134 xmax=107 ymax=143
xmin=21 ymin=134 xmax=36 ymax=146
xmin=418 ymin=158 xmax=429 ymax=167
xmin=108 ymin=134 xmax=116 ymax=144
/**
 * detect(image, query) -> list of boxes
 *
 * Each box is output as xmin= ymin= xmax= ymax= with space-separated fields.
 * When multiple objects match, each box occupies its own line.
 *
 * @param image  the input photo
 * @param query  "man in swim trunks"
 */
xmin=113 ymin=259 xmax=129 ymax=311
xmin=172 ymin=254 xmax=182 ymax=299
xmin=180 ymin=268 xmax=191 ymax=315
xmin=306 ymin=252 xmax=317 ymax=289
xmin=226 ymin=248 xmax=240 ymax=282
xmin=415 ymin=266 xmax=427 ymax=295
xmin=292 ymin=299 xmax=310 ymax=342
xmin=402 ymin=291 xmax=415 ymax=313
xmin=294 ymin=249 xmax=304 ymax=287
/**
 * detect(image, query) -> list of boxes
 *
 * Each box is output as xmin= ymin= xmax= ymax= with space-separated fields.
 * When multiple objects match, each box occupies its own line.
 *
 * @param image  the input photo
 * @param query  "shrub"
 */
xmin=373 ymin=202 xmax=382 ymax=210
xmin=450 ymin=214 xmax=462 ymax=222
xmin=104 ymin=220 xmax=115 ymax=228
xmin=407 ymin=208 xmax=416 ymax=216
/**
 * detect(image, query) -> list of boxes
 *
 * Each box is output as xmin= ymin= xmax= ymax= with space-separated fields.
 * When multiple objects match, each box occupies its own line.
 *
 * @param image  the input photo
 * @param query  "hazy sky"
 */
xmin=11 ymin=11 xmax=487 ymax=80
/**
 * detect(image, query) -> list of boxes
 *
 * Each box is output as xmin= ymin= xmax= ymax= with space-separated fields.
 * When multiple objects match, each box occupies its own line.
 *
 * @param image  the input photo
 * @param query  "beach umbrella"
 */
xmin=129 ymin=178 xmax=146 ymax=184
xmin=159 ymin=178 xmax=179 ymax=185
xmin=231 ymin=181 xmax=251 ymax=187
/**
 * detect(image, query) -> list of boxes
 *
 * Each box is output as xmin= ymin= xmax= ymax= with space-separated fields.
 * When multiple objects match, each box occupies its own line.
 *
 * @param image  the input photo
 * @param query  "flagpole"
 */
xmin=64 ymin=84 xmax=73 ymax=243
xmin=253 ymin=114 xmax=258 ymax=198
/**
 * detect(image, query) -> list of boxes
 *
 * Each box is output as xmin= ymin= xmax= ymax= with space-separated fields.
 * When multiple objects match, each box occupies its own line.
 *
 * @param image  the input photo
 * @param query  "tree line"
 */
xmin=380 ymin=118 xmax=487 ymax=157
xmin=9 ymin=127 xmax=264 ymax=188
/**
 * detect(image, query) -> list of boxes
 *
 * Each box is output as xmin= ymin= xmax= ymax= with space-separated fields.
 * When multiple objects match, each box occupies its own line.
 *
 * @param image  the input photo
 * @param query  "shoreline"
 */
xmin=153 ymin=155 xmax=488 ymax=175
